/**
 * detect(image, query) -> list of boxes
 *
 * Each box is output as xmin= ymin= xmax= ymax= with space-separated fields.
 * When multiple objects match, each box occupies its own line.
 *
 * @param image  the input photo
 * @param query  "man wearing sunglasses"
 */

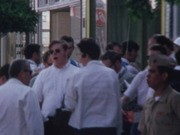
xmin=32 ymin=40 xmax=79 ymax=135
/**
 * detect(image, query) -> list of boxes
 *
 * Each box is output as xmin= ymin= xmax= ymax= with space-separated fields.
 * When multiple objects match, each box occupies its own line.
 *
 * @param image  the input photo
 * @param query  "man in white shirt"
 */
xmin=65 ymin=38 xmax=122 ymax=135
xmin=121 ymin=40 xmax=140 ymax=75
xmin=0 ymin=59 xmax=44 ymax=135
xmin=32 ymin=40 xmax=79 ymax=135
xmin=24 ymin=44 xmax=41 ymax=75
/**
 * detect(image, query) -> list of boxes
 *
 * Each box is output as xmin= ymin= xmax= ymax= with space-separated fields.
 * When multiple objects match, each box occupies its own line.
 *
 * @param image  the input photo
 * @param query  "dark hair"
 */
xmin=24 ymin=44 xmax=40 ymax=59
xmin=60 ymin=35 xmax=74 ymax=46
xmin=175 ymin=49 xmax=180 ymax=65
xmin=121 ymin=40 xmax=140 ymax=56
xmin=106 ymin=42 xmax=122 ymax=51
xmin=101 ymin=51 xmax=121 ymax=65
xmin=151 ymin=34 xmax=174 ymax=51
xmin=0 ymin=64 xmax=10 ymax=79
xmin=150 ymin=45 xmax=168 ymax=55
xmin=49 ymin=40 xmax=68 ymax=51
xmin=77 ymin=38 xmax=101 ymax=60
xmin=9 ymin=59 xmax=29 ymax=78
xmin=43 ymin=50 xmax=51 ymax=63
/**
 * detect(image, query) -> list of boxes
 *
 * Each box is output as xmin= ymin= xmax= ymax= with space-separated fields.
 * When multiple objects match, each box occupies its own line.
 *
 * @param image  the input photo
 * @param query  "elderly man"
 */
xmin=138 ymin=54 xmax=180 ymax=135
xmin=0 ymin=59 xmax=44 ymax=135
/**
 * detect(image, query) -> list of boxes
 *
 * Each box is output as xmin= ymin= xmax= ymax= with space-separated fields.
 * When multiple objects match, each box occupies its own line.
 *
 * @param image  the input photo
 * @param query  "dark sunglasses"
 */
xmin=24 ymin=69 xmax=32 ymax=75
xmin=49 ymin=49 xmax=61 ymax=54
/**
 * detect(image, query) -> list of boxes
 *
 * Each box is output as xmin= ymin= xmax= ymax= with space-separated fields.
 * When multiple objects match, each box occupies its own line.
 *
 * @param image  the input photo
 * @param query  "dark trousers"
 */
xmin=44 ymin=120 xmax=74 ymax=135
xmin=72 ymin=127 xmax=117 ymax=135
xmin=130 ymin=123 xmax=140 ymax=135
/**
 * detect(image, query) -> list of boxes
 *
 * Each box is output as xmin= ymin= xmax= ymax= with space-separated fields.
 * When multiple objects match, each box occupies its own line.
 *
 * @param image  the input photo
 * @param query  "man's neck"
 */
xmin=154 ymin=84 xmax=168 ymax=96
xmin=55 ymin=61 xmax=68 ymax=69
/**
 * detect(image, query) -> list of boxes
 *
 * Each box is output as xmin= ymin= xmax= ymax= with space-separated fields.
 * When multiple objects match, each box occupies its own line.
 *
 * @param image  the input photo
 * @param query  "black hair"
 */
xmin=77 ymin=38 xmax=101 ymax=60
xmin=150 ymin=45 xmax=168 ymax=55
xmin=0 ymin=64 xmax=10 ymax=79
xmin=24 ymin=44 xmax=40 ymax=59
xmin=49 ymin=40 xmax=68 ymax=51
xmin=101 ymin=51 xmax=121 ymax=65
xmin=151 ymin=34 xmax=174 ymax=51
xmin=121 ymin=40 xmax=140 ymax=56
xmin=106 ymin=42 xmax=122 ymax=51
xmin=60 ymin=35 xmax=74 ymax=46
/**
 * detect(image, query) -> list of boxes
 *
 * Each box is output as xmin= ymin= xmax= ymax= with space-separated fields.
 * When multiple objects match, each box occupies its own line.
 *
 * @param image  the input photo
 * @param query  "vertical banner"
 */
xmin=95 ymin=0 xmax=106 ymax=53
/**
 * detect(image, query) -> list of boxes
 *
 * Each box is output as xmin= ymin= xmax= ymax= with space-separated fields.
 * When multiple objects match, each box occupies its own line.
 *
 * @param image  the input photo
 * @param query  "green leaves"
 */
xmin=0 ymin=0 xmax=39 ymax=33
xmin=126 ymin=0 xmax=179 ymax=20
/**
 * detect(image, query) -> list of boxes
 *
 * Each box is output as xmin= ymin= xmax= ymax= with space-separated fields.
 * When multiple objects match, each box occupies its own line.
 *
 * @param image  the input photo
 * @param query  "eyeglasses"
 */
xmin=49 ymin=49 xmax=61 ymax=54
xmin=24 ymin=69 xmax=32 ymax=75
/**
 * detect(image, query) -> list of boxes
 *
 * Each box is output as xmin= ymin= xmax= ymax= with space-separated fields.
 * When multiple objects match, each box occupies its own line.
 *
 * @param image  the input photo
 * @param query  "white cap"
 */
xmin=174 ymin=37 xmax=180 ymax=46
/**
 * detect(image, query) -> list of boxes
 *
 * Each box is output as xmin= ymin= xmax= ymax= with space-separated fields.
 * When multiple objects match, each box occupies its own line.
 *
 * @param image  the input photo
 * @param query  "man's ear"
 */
xmin=162 ymin=72 xmax=168 ymax=80
xmin=1 ymin=76 xmax=7 ymax=82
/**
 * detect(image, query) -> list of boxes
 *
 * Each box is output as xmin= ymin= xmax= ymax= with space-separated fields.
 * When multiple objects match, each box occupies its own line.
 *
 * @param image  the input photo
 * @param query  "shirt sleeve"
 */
xmin=64 ymin=75 xmax=77 ymax=111
xmin=124 ymin=72 xmax=142 ymax=100
xmin=32 ymin=73 xmax=43 ymax=103
xmin=23 ymin=90 xmax=44 ymax=135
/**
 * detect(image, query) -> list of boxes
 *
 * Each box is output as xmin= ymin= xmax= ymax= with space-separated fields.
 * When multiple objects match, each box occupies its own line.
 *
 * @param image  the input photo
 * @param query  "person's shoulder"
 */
xmin=38 ymin=65 xmax=53 ymax=75
xmin=171 ymin=89 xmax=180 ymax=98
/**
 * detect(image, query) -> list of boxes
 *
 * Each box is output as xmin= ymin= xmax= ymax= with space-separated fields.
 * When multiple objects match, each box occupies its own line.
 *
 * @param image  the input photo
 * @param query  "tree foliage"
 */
xmin=0 ymin=0 xmax=39 ymax=34
xmin=126 ymin=0 xmax=180 ymax=20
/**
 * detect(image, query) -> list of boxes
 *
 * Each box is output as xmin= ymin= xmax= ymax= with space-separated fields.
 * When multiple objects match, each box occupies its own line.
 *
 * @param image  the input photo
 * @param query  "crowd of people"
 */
xmin=0 ymin=34 xmax=179 ymax=135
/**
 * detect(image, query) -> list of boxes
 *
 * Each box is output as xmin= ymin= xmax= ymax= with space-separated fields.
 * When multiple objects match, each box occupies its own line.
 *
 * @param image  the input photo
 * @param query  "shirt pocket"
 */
xmin=154 ymin=107 xmax=173 ymax=126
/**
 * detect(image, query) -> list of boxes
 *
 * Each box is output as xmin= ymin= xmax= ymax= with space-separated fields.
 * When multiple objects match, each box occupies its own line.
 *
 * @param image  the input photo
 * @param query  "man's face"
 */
xmin=33 ymin=52 xmax=41 ymax=64
xmin=66 ymin=42 xmax=74 ymax=58
xmin=44 ymin=56 xmax=53 ymax=68
xmin=22 ymin=64 xmax=32 ymax=85
xmin=113 ymin=46 xmax=122 ymax=55
xmin=102 ymin=59 xmax=113 ymax=67
xmin=147 ymin=65 xmax=165 ymax=90
xmin=49 ymin=44 xmax=68 ymax=66
xmin=127 ymin=50 xmax=138 ymax=62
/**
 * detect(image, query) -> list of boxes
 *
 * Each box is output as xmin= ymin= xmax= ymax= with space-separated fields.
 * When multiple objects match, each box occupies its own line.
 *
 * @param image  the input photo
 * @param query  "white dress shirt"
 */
xmin=32 ymin=61 xmax=79 ymax=121
xmin=124 ymin=69 xmax=154 ymax=122
xmin=65 ymin=61 xmax=122 ymax=132
xmin=0 ymin=78 xmax=44 ymax=135
xmin=121 ymin=58 xmax=139 ymax=75
xmin=27 ymin=59 xmax=38 ymax=71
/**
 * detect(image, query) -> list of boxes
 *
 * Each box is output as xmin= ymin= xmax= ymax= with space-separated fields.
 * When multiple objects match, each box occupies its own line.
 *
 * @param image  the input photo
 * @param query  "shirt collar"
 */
xmin=52 ymin=61 xmax=70 ymax=70
xmin=86 ymin=60 xmax=102 ymax=66
xmin=8 ymin=78 xmax=24 ymax=85
xmin=152 ymin=86 xmax=172 ymax=103
xmin=27 ymin=59 xmax=36 ymax=65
